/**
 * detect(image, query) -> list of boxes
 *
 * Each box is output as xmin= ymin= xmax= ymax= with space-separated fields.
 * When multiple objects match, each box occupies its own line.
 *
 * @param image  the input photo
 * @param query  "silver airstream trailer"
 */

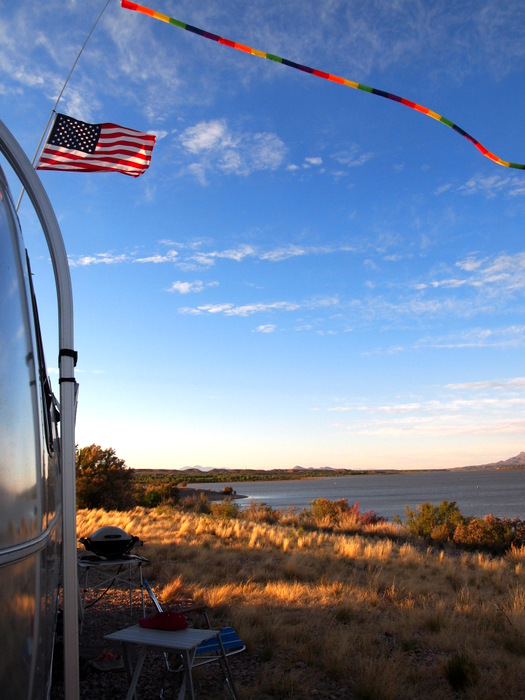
xmin=0 ymin=121 xmax=79 ymax=699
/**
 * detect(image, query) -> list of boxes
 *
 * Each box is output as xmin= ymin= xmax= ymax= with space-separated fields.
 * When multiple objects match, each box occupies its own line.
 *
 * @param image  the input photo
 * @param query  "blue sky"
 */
xmin=2 ymin=0 xmax=525 ymax=470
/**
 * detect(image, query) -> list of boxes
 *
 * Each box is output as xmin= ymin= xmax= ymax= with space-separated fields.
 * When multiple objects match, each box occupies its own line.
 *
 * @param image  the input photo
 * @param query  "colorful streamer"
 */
xmin=121 ymin=0 xmax=524 ymax=170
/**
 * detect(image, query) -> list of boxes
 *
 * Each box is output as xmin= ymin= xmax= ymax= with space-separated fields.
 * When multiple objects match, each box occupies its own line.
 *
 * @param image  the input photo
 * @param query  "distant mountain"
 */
xmin=457 ymin=451 xmax=525 ymax=471
xmin=179 ymin=466 xmax=216 ymax=473
xmin=291 ymin=465 xmax=337 ymax=471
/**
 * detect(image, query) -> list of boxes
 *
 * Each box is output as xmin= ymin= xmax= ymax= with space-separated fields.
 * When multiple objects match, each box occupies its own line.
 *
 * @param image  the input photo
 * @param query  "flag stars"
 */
xmin=48 ymin=114 xmax=101 ymax=154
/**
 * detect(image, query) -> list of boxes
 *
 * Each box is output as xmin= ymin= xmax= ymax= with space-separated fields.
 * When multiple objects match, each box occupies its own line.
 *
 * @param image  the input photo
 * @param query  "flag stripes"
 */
xmin=36 ymin=114 xmax=156 ymax=177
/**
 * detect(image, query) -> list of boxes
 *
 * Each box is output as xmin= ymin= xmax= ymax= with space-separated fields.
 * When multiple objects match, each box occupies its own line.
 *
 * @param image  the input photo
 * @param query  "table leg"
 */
xmin=128 ymin=562 xmax=133 ymax=616
xmin=78 ymin=567 xmax=88 ymax=634
xmin=216 ymin=634 xmax=239 ymax=700
xmin=139 ymin=564 xmax=145 ymax=616
xmin=123 ymin=644 xmax=146 ymax=700
xmin=177 ymin=649 xmax=197 ymax=700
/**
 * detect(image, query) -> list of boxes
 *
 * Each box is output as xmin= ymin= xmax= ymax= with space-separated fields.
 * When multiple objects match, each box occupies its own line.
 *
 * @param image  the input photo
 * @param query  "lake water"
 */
xmin=190 ymin=469 xmax=524 ymax=521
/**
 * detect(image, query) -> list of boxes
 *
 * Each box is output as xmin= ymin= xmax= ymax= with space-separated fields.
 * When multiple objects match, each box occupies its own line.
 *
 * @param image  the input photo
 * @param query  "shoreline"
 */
xmin=178 ymin=486 xmax=248 ymax=502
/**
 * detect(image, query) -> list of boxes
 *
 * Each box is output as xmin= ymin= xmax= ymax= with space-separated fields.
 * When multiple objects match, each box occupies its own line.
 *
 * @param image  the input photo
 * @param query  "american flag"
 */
xmin=36 ymin=113 xmax=156 ymax=177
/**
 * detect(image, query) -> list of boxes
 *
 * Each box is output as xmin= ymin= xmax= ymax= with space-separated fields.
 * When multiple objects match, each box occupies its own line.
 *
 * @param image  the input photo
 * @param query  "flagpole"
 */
xmin=16 ymin=0 xmax=112 ymax=211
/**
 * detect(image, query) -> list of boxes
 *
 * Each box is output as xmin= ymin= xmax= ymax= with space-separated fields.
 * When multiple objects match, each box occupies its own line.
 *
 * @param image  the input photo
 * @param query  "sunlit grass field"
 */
xmin=77 ymin=503 xmax=525 ymax=699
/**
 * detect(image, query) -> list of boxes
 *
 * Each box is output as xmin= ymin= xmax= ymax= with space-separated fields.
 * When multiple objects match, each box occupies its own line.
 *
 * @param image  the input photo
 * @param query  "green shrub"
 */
xmin=309 ymin=498 xmax=351 ymax=523
xmin=403 ymin=500 xmax=466 ymax=542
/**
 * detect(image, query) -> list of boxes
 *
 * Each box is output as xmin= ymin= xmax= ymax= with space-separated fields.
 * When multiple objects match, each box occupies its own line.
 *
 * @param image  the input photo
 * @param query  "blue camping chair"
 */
xmin=142 ymin=579 xmax=245 ymax=699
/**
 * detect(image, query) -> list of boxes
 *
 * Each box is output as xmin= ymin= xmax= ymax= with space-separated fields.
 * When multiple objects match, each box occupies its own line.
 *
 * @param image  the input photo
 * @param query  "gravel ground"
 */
xmin=50 ymin=582 xmax=258 ymax=700
xmin=50 ymin=564 xmax=354 ymax=699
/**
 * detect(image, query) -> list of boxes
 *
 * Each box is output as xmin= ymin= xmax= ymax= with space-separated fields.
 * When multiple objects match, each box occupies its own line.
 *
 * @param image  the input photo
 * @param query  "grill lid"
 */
xmin=89 ymin=526 xmax=132 ymax=542
xmin=79 ymin=526 xmax=140 ymax=559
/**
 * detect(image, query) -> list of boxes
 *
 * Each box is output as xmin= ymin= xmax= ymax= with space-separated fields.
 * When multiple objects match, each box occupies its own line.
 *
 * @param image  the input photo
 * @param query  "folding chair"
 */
xmin=142 ymin=579 xmax=245 ymax=699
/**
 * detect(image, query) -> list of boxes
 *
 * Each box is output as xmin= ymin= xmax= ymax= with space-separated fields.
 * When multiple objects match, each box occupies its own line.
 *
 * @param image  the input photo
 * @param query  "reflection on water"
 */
xmin=192 ymin=469 xmax=525 ymax=521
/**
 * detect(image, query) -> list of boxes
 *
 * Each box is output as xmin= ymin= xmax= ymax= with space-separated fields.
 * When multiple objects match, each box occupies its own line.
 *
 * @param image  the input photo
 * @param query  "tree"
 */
xmin=76 ymin=444 xmax=135 ymax=510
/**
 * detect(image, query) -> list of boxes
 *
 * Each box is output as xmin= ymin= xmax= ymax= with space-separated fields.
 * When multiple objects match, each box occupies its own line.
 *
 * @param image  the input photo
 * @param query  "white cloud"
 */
xmin=167 ymin=280 xmax=218 ymax=294
xmin=180 ymin=120 xmax=233 ymax=153
xmin=255 ymin=324 xmax=277 ymax=333
xmin=178 ymin=119 xmax=287 ymax=181
xmin=304 ymin=156 xmax=323 ymax=166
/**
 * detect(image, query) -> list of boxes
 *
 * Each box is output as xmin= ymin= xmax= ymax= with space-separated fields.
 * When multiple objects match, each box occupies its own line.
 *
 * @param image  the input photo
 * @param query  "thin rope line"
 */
xmin=16 ymin=0 xmax=112 ymax=211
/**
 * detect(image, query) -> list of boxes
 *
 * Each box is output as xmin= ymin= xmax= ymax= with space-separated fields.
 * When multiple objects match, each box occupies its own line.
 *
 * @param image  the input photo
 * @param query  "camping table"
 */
xmin=105 ymin=625 xmax=222 ymax=700
xmin=78 ymin=554 xmax=148 ymax=628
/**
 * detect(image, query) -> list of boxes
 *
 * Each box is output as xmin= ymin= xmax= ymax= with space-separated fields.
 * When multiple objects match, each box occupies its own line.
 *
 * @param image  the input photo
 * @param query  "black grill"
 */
xmin=79 ymin=526 xmax=139 ymax=559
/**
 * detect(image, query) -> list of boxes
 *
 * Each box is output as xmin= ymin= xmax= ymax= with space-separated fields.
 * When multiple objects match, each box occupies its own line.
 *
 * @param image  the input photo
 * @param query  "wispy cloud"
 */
xmin=458 ymin=173 xmax=525 ymax=198
xmin=180 ymin=242 xmax=360 ymax=268
xmin=328 ymin=378 xmax=525 ymax=437
xmin=445 ymin=376 xmax=525 ymax=391
xmin=260 ymin=245 xmax=309 ymax=262
xmin=67 ymin=241 xmax=359 ymax=269
xmin=436 ymin=174 xmax=525 ymax=199
xmin=68 ymin=252 xmax=129 ymax=267
xmin=287 ymin=144 xmax=372 ymax=175
xmin=179 ymin=296 xmax=337 ymax=317
xmin=186 ymin=244 xmax=257 ymax=268
xmin=134 ymin=250 xmax=179 ymax=264
xmin=414 ymin=252 xmax=525 ymax=298
xmin=332 ymin=145 xmax=374 ymax=168
xmin=254 ymin=324 xmax=277 ymax=333
xmin=179 ymin=300 xmax=301 ymax=317
xmin=335 ymin=414 xmax=525 ymax=437
xmin=455 ymin=252 xmax=525 ymax=291
xmin=417 ymin=325 xmax=525 ymax=350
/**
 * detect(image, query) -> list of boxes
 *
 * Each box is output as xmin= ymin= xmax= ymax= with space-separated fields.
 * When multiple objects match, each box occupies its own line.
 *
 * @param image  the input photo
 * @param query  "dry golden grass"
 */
xmin=77 ymin=507 xmax=525 ymax=699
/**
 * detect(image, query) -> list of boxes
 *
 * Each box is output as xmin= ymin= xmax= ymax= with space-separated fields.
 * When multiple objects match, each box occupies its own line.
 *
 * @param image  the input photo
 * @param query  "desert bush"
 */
xmin=241 ymin=501 xmax=281 ymax=524
xmin=304 ymin=498 xmax=385 ymax=532
xmin=210 ymin=498 xmax=240 ymax=520
xmin=134 ymin=481 xmax=180 ymax=508
xmin=180 ymin=492 xmax=211 ymax=514
xmin=403 ymin=500 xmax=466 ymax=542
xmin=454 ymin=515 xmax=525 ymax=552
xmin=309 ymin=497 xmax=353 ymax=523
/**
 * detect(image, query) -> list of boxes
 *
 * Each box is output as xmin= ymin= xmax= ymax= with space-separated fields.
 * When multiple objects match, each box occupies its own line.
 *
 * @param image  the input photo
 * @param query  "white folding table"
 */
xmin=105 ymin=625 xmax=222 ymax=700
